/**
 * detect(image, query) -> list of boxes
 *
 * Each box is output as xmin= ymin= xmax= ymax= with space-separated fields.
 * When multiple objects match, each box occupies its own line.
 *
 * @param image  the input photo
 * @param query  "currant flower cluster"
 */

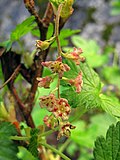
xmin=36 ymin=39 xmax=85 ymax=139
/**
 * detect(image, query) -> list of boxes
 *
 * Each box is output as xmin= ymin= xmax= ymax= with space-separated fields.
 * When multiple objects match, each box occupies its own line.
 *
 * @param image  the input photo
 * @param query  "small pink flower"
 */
xmin=57 ymin=122 xmax=76 ymax=140
xmin=37 ymin=76 xmax=53 ymax=88
xmin=68 ymin=72 xmax=83 ymax=93
xmin=39 ymin=94 xmax=56 ymax=111
xmin=52 ymin=98 xmax=71 ymax=120
xmin=62 ymin=47 xmax=85 ymax=65
xmin=43 ymin=115 xmax=58 ymax=128
xmin=41 ymin=56 xmax=70 ymax=78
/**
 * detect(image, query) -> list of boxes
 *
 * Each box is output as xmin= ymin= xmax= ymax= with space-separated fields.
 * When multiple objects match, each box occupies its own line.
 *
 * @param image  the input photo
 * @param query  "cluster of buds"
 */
xmin=40 ymin=95 xmax=71 ymax=120
xmin=36 ymin=49 xmax=84 ymax=139
xmin=39 ymin=94 xmax=75 ymax=139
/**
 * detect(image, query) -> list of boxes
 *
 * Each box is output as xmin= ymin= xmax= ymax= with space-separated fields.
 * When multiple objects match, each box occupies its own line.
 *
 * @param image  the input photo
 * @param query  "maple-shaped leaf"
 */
xmin=61 ymin=60 xmax=101 ymax=109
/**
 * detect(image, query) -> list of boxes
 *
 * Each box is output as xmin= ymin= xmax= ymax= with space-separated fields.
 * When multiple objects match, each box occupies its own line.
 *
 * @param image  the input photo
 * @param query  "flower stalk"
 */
xmin=54 ymin=4 xmax=63 ymax=56
xmin=39 ymin=142 xmax=71 ymax=160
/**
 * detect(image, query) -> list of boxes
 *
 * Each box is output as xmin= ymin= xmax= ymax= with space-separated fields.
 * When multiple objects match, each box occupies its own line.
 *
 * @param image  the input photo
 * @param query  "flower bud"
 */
xmin=68 ymin=72 xmax=83 ymax=93
xmin=36 ymin=36 xmax=56 ymax=51
xmin=57 ymin=121 xmax=76 ymax=139
xmin=43 ymin=115 xmax=58 ymax=128
xmin=37 ymin=76 xmax=53 ymax=88
xmin=53 ymin=98 xmax=71 ymax=120
xmin=36 ymin=40 xmax=50 ymax=51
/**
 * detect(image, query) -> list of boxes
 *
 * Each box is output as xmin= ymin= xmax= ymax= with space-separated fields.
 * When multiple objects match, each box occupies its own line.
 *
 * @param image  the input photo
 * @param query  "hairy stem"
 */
xmin=55 ymin=4 xmax=63 ymax=56
xmin=39 ymin=142 xmax=71 ymax=160
xmin=56 ymin=139 xmax=71 ymax=160
xmin=39 ymin=127 xmax=59 ymax=137
xmin=54 ymin=4 xmax=63 ymax=98
xmin=57 ymin=77 xmax=60 ymax=98
xmin=59 ymin=139 xmax=71 ymax=153
xmin=10 ymin=136 xmax=29 ymax=141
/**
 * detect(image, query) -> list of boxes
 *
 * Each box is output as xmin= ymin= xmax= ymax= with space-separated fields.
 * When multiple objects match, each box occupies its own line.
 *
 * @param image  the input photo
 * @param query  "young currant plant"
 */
xmin=36 ymin=0 xmax=85 ymax=141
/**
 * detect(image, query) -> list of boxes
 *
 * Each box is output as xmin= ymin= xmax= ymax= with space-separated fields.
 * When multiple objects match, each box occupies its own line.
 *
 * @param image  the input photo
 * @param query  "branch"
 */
xmin=20 ymin=64 xmax=35 ymax=84
xmin=23 ymin=0 xmax=43 ymax=32
xmin=25 ymin=51 xmax=46 ymax=114
xmin=0 ymin=64 xmax=21 ymax=90
xmin=42 ymin=2 xmax=53 ymax=28
xmin=0 ymin=47 xmax=5 ymax=57
xmin=55 ymin=4 xmax=63 ymax=56
xmin=10 ymin=84 xmax=35 ymax=128
xmin=11 ymin=85 xmax=25 ymax=110
xmin=21 ymin=1 xmax=54 ymax=128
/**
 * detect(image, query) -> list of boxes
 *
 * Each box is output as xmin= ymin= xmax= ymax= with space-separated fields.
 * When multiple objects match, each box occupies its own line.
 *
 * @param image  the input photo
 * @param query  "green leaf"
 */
xmin=110 ymin=0 xmax=120 ymax=15
xmin=0 ymin=40 xmax=12 ymax=51
xmin=31 ymin=29 xmax=40 ymax=38
xmin=111 ymin=0 xmax=120 ymax=7
xmin=28 ymin=129 xmax=39 ymax=158
xmin=31 ymin=23 xmax=53 ymax=39
xmin=0 ymin=16 xmax=37 ymax=51
xmin=78 ymin=63 xmax=102 ymax=109
xmin=10 ymin=16 xmax=36 ymax=41
xmin=100 ymin=94 xmax=120 ymax=119
xmin=49 ymin=0 xmax=64 ymax=7
xmin=0 ymin=122 xmax=19 ymax=160
xmin=110 ymin=8 xmax=120 ymax=15
xmin=61 ymin=59 xmax=120 ymax=119
xmin=93 ymin=121 xmax=120 ymax=160
xmin=61 ymin=60 xmax=102 ymax=109
xmin=102 ymin=66 xmax=120 ymax=89
xmin=51 ymin=29 xmax=80 ymax=47
xmin=60 ymin=87 xmax=80 ymax=108
xmin=17 ymin=147 xmax=38 ymax=160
